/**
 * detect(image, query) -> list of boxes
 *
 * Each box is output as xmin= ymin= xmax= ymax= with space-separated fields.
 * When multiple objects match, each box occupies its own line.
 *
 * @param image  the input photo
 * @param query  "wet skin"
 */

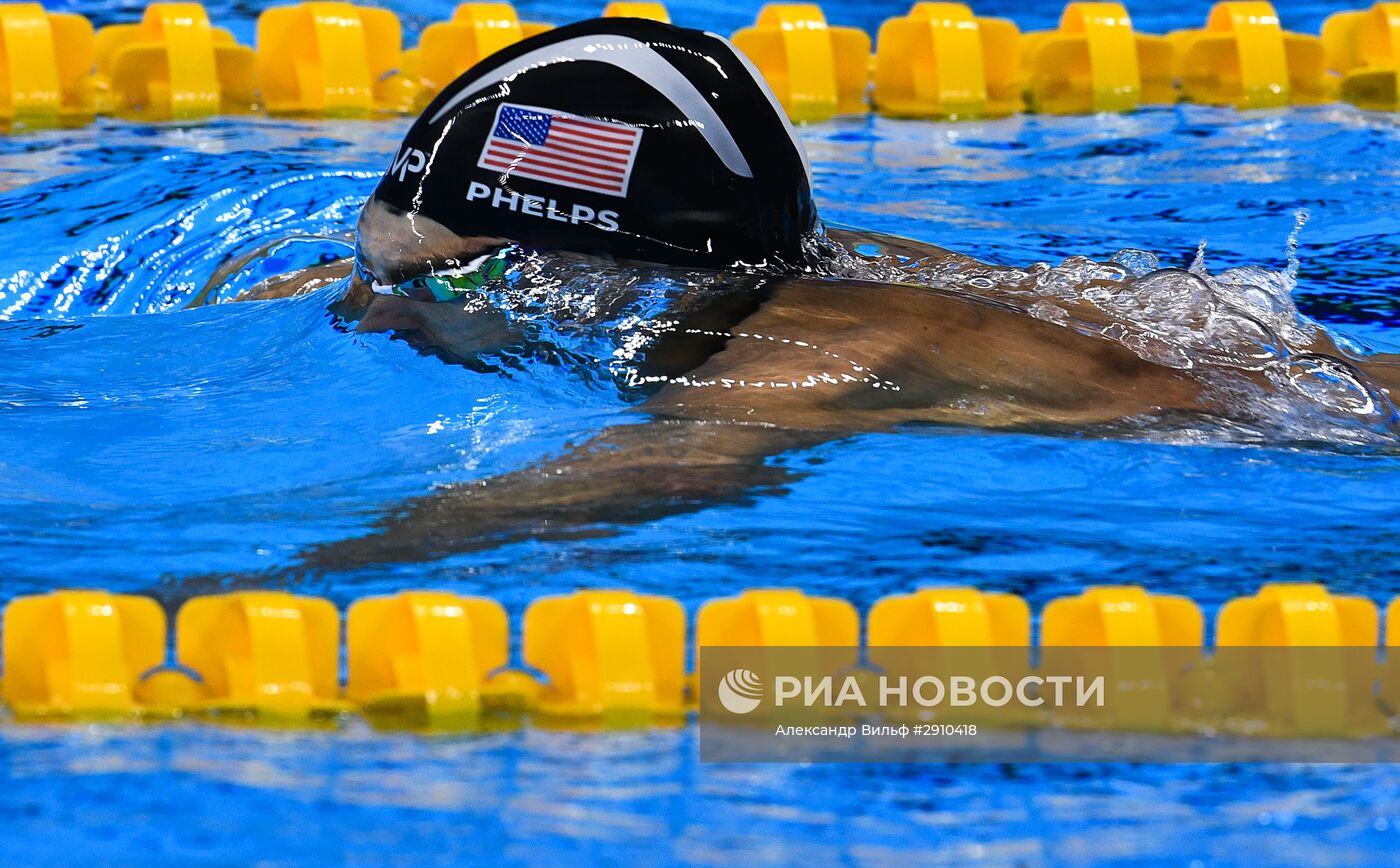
xmin=205 ymin=223 xmax=1400 ymax=575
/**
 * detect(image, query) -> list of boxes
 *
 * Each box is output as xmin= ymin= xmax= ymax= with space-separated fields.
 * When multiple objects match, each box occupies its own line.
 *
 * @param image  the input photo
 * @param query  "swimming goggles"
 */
xmin=363 ymin=244 xmax=516 ymax=302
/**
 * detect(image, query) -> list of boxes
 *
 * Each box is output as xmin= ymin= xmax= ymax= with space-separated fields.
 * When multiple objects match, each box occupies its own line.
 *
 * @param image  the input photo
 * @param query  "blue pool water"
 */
xmin=4 ymin=1 xmax=1400 ymax=864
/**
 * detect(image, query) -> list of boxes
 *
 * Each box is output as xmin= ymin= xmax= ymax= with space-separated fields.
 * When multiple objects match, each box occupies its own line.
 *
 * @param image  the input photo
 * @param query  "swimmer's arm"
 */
xmin=194 ymin=237 xmax=356 ymax=307
xmin=230 ymin=261 xmax=355 ymax=302
xmin=294 ymin=419 xmax=825 ymax=571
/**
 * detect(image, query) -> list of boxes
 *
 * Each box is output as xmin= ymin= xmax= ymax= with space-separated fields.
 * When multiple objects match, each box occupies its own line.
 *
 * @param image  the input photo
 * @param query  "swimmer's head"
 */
xmin=357 ymin=18 xmax=817 ymax=286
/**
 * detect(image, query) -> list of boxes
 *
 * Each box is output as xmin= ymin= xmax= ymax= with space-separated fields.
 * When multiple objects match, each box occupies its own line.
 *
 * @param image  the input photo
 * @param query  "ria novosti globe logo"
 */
xmin=717 ymin=668 xmax=763 ymax=714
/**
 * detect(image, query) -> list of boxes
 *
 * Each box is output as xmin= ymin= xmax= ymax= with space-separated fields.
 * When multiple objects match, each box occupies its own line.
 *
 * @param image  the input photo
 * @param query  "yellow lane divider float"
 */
xmin=1323 ymin=2 xmax=1400 ymax=109
xmin=730 ymin=3 xmax=870 ymax=122
xmin=697 ymin=587 xmax=858 ymax=646
xmin=256 ymin=1 xmax=417 ymax=116
xmin=0 ymin=3 xmax=95 ymax=124
xmin=1039 ymin=586 xmax=1203 ymax=730
xmin=868 ymin=587 xmax=1029 ymax=645
xmin=526 ymin=590 xmax=685 ymax=724
xmin=93 ymin=2 xmax=254 ymax=119
xmin=1020 ymin=2 xmax=1176 ymax=114
xmin=1215 ymin=583 xmax=1382 ymax=735
xmin=1041 ymin=584 xmax=1202 ymax=646
xmin=603 ymin=2 xmax=670 ymax=22
xmin=402 ymin=3 xmax=550 ymax=111
xmin=2 ymin=0 xmax=1400 ymax=125
xmin=174 ymin=591 xmax=347 ymax=719
xmin=871 ymin=3 xmax=1023 ymax=119
xmin=1 ymin=590 xmax=164 ymax=718
xmin=865 ymin=588 xmax=1033 ymax=727
xmin=1 ymin=582 xmax=1399 ymax=736
xmin=347 ymin=591 xmax=509 ymax=726
xmin=1168 ymin=0 xmax=1335 ymax=107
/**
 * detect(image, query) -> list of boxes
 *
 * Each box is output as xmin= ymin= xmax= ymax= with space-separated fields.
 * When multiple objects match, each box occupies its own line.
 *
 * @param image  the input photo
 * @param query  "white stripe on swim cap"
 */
xmin=706 ymin=32 xmax=814 ymax=189
xmin=429 ymin=34 xmax=754 ymax=179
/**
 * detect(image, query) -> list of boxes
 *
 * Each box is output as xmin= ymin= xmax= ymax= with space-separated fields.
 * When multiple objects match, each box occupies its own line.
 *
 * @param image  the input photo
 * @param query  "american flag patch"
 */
xmin=477 ymin=103 xmax=643 ymax=198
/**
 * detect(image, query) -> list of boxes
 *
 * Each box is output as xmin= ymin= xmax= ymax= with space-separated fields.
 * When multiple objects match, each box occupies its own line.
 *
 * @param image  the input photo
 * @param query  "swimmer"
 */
xmin=220 ymin=19 xmax=1400 ymax=571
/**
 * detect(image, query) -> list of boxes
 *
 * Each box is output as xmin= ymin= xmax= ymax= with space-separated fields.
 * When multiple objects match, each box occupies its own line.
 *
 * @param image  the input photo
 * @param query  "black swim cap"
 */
xmin=368 ymin=18 xmax=818 ymax=270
